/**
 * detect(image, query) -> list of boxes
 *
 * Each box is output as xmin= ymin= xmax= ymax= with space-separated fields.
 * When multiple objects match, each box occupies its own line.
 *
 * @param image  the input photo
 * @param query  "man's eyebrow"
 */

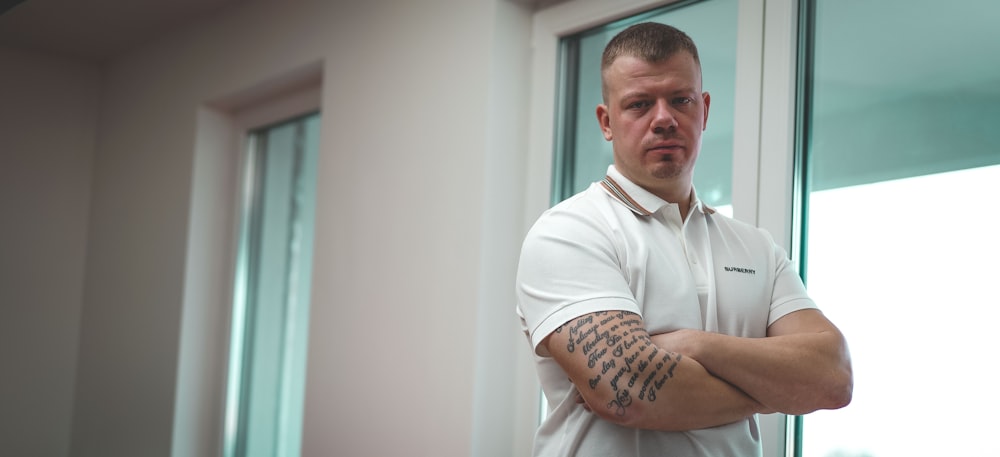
xmin=618 ymin=88 xmax=697 ymax=102
xmin=618 ymin=91 xmax=650 ymax=101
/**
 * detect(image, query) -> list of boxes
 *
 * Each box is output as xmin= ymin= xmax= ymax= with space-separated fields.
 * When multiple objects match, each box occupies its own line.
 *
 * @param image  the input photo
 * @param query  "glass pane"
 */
xmin=798 ymin=0 xmax=1000 ymax=455
xmin=225 ymin=112 xmax=321 ymax=457
xmin=555 ymin=0 xmax=738 ymax=215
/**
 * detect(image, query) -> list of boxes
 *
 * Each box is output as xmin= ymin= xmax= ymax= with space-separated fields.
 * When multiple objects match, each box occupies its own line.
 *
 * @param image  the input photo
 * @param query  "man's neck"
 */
xmin=611 ymin=165 xmax=695 ymax=218
xmin=648 ymin=183 xmax=694 ymax=219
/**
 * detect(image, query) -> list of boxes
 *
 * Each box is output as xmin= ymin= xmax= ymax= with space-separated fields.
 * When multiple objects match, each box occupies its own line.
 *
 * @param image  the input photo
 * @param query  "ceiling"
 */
xmin=0 ymin=0 xmax=250 ymax=62
xmin=5 ymin=0 xmax=995 ymax=96
xmin=0 ymin=0 xmax=567 ymax=64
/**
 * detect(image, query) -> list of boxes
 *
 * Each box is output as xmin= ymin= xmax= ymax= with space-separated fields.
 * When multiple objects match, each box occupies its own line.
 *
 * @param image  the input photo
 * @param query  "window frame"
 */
xmin=224 ymin=84 xmax=321 ymax=457
xmin=525 ymin=0 xmax=802 ymax=454
xmin=174 ymin=62 xmax=323 ymax=457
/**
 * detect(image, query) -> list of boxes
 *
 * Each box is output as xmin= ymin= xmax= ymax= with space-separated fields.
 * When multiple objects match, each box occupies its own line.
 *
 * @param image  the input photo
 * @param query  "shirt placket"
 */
xmin=681 ymin=212 xmax=717 ymax=331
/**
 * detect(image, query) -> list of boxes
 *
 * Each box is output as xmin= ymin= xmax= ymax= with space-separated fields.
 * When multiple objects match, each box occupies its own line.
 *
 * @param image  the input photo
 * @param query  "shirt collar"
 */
xmin=601 ymin=165 xmax=716 ymax=217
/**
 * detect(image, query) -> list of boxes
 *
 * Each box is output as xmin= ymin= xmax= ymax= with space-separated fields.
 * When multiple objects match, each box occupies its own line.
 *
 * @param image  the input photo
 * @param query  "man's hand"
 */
xmin=649 ymin=328 xmax=702 ymax=356
xmin=574 ymin=389 xmax=593 ymax=412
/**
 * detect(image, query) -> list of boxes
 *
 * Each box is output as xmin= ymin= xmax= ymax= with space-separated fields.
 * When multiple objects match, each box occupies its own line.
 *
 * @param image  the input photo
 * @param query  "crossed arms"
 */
xmin=541 ymin=308 xmax=853 ymax=431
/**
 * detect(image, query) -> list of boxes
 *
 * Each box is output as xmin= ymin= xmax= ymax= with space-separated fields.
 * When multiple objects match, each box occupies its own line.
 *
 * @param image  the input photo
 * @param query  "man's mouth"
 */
xmin=647 ymin=142 xmax=683 ymax=152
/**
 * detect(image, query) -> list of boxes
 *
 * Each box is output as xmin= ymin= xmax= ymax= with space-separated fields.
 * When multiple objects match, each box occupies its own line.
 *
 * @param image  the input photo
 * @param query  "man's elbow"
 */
xmin=590 ymin=396 xmax=706 ymax=432
xmin=798 ymin=369 xmax=853 ymax=414
xmin=586 ymin=394 xmax=652 ymax=429
xmin=808 ymin=340 xmax=854 ymax=412
xmin=825 ymin=370 xmax=854 ymax=410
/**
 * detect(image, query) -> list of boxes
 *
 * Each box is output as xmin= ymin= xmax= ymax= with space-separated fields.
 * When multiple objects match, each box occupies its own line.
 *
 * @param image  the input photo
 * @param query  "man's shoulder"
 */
xmin=521 ymin=185 xmax=631 ymax=252
xmin=706 ymin=211 xmax=753 ymax=229
xmin=706 ymin=211 xmax=776 ymax=244
xmin=533 ymin=184 xmax=618 ymax=225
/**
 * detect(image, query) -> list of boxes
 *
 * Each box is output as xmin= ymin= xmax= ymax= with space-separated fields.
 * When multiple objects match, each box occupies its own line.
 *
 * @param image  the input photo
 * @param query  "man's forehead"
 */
xmin=606 ymin=52 xmax=699 ymax=72
xmin=604 ymin=49 xmax=699 ymax=70
xmin=604 ymin=54 xmax=702 ymax=89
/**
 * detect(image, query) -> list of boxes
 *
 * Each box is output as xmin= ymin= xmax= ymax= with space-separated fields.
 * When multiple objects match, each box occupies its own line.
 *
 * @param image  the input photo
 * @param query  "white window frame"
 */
xmin=524 ymin=0 xmax=801 ymax=455
xmin=173 ymin=62 xmax=322 ymax=457
xmin=224 ymin=76 xmax=321 ymax=457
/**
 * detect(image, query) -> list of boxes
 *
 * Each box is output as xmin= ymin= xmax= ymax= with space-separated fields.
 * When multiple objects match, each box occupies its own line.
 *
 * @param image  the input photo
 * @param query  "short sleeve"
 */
xmin=516 ymin=200 xmax=640 ymax=357
xmin=765 ymin=236 xmax=818 ymax=326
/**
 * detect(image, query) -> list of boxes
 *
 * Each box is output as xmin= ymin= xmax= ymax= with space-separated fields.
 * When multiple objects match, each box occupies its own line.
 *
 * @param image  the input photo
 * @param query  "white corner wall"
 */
xmin=65 ymin=1 xmax=538 ymax=456
xmin=469 ymin=2 xmax=541 ymax=456
xmin=0 ymin=45 xmax=99 ymax=457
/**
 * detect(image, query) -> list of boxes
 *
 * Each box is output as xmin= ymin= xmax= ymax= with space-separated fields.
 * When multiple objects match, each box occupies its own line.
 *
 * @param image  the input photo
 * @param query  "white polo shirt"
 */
xmin=516 ymin=165 xmax=817 ymax=457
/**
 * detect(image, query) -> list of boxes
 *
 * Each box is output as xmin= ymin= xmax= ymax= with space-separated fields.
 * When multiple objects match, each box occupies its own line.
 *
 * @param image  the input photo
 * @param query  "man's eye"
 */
xmin=627 ymin=101 xmax=651 ymax=109
xmin=673 ymin=97 xmax=694 ymax=105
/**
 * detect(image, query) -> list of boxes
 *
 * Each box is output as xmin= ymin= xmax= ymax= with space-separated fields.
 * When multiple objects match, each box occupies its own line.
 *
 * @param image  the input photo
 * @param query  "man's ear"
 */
xmin=701 ymin=91 xmax=711 ymax=131
xmin=596 ymin=104 xmax=613 ymax=141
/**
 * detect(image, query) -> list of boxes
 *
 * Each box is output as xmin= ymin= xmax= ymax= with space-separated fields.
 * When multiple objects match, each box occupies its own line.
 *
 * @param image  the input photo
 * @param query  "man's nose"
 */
xmin=651 ymin=100 xmax=678 ymax=133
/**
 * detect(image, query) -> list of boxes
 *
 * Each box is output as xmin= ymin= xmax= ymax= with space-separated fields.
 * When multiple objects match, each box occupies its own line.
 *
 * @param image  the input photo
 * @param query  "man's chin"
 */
xmin=650 ymin=165 xmax=683 ymax=180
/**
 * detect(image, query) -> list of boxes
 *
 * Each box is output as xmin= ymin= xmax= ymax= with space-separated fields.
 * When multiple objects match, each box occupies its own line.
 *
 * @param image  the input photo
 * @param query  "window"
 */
xmin=795 ymin=0 xmax=1000 ymax=455
xmin=224 ymin=112 xmax=321 ymax=457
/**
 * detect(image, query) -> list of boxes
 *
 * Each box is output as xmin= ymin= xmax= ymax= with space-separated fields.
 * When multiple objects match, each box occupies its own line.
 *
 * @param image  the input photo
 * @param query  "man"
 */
xmin=515 ymin=22 xmax=852 ymax=456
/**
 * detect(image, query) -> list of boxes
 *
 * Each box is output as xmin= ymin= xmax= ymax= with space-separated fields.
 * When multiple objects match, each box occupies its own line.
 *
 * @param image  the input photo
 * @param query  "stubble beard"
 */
xmin=649 ymin=159 xmax=685 ymax=180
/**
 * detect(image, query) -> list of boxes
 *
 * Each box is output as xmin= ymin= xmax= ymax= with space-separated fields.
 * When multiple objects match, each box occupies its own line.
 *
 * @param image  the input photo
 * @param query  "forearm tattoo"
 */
xmin=554 ymin=311 xmax=680 ymax=416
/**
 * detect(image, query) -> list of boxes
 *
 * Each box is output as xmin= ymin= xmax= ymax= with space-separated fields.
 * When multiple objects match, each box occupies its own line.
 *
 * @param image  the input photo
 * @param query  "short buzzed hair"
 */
xmin=600 ymin=22 xmax=701 ymax=101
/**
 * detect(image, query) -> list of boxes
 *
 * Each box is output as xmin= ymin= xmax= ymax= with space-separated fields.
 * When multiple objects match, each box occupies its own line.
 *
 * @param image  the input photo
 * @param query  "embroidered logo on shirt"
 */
xmin=724 ymin=266 xmax=756 ymax=275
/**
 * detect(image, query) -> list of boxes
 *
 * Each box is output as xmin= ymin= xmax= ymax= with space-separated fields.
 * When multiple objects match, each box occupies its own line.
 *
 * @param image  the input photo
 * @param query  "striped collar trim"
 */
xmin=601 ymin=176 xmax=653 ymax=216
xmin=600 ymin=174 xmax=717 ymax=217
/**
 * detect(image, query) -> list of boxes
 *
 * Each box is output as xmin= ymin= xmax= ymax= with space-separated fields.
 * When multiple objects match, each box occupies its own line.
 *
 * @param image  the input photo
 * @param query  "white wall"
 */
xmin=47 ymin=0 xmax=538 ymax=456
xmin=469 ymin=2 xmax=542 ymax=455
xmin=0 ymin=45 xmax=99 ymax=457
xmin=303 ymin=0 xmax=535 ymax=454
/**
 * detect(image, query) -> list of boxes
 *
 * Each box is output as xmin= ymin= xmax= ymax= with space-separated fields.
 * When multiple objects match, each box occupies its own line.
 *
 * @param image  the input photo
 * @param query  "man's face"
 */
xmin=596 ymin=52 xmax=710 ymax=199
